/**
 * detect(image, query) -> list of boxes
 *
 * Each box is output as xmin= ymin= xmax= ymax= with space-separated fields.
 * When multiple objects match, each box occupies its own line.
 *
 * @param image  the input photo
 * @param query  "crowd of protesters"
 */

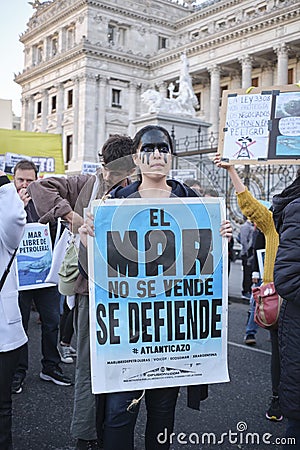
xmin=0 ymin=126 xmax=299 ymax=450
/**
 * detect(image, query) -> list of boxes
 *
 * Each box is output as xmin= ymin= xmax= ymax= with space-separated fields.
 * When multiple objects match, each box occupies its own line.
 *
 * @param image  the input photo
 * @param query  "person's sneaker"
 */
xmin=242 ymin=293 xmax=251 ymax=300
xmin=76 ymin=439 xmax=99 ymax=450
xmin=69 ymin=345 xmax=77 ymax=357
xmin=11 ymin=374 xmax=25 ymax=394
xmin=244 ymin=334 xmax=256 ymax=345
xmin=266 ymin=396 xmax=283 ymax=421
xmin=40 ymin=366 xmax=72 ymax=386
xmin=58 ymin=344 xmax=74 ymax=364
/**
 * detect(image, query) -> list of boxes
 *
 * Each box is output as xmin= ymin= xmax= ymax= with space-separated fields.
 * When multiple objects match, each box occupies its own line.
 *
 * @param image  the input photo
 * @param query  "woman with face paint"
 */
xmin=79 ymin=125 xmax=232 ymax=450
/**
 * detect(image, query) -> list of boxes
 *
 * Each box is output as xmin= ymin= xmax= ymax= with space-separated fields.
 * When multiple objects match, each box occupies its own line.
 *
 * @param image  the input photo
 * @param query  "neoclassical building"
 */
xmin=15 ymin=0 xmax=299 ymax=172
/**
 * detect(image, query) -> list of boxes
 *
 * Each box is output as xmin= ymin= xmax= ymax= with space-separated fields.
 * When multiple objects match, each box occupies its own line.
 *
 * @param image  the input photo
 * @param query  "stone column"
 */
xmin=77 ymin=74 xmax=98 ymax=162
xmin=44 ymin=36 xmax=50 ymax=60
xmin=274 ymin=43 xmax=289 ymax=85
xmin=238 ymin=55 xmax=253 ymax=89
xmin=21 ymin=97 xmax=27 ymax=130
xmin=27 ymin=95 xmax=34 ymax=131
xmin=261 ymin=62 xmax=274 ymax=87
xmin=71 ymin=77 xmax=80 ymax=161
xmin=41 ymin=89 xmax=48 ymax=132
xmin=230 ymin=72 xmax=241 ymax=90
xmin=97 ymin=76 xmax=107 ymax=150
xmin=56 ymin=82 xmax=64 ymax=133
xmin=128 ymin=81 xmax=138 ymax=136
xmin=43 ymin=37 xmax=47 ymax=61
xmin=74 ymin=75 xmax=85 ymax=164
xmin=61 ymin=27 xmax=66 ymax=52
xmin=87 ymin=75 xmax=98 ymax=161
xmin=208 ymin=65 xmax=220 ymax=135
xmin=58 ymin=26 xmax=63 ymax=53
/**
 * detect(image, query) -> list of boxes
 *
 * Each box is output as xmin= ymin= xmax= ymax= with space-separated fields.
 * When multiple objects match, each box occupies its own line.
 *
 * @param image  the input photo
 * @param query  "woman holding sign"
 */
xmin=79 ymin=125 xmax=232 ymax=450
xmin=214 ymin=153 xmax=282 ymax=423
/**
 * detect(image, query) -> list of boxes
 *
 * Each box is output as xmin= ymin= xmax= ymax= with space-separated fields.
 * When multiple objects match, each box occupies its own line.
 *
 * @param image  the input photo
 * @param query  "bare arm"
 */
xmin=213 ymin=153 xmax=278 ymax=284
xmin=213 ymin=153 xmax=246 ymax=194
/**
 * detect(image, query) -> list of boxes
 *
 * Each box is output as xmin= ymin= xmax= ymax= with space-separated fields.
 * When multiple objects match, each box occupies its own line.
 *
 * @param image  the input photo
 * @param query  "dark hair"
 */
xmin=99 ymin=135 xmax=135 ymax=172
xmin=132 ymin=125 xmax=174 ymax=154
xmin=184 ymin=178 xmax=201 ymax=188
xmin=297 ymin=167 xmax=300 ymax=178
xmin=204 ymin=188 xmax=219 ymax=197
xmin=13 ymin=159 xmax=38 ymax=178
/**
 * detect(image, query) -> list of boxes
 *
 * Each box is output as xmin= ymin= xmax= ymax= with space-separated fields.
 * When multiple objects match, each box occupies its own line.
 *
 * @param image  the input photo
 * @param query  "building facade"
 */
xmin=15 ymin=0 xmax=300 ymax=172
xmin=0 ymin=99 xmax=21 ymax=130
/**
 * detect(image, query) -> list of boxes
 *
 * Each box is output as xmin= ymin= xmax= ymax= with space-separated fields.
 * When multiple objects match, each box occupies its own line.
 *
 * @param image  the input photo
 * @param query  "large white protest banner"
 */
xmin=218 ymin=84 xmax=300 ymax=164
xmin=88 ymin=197 xmax=229 ymax=393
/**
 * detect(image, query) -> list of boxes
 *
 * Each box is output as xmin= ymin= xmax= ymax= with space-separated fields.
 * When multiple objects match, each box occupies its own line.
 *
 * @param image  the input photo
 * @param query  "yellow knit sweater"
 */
xmin=237 ymin=188 xmax=279 ymax=284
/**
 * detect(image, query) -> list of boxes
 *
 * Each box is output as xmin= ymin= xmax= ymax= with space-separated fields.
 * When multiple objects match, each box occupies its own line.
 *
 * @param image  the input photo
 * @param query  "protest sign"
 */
xmin=17 ymin=223 xmax=54 ymax=290
xmin=3 ymin=152 xmax=33 ymax=175
xmin=169 ymin=169 xmax=197 ymax=183
xmin=88 ymin=197 xmax=229 ymax=394
xmin=0 ymin=154 xmax=4 ymax=171
xmin=82 ymin=161 xmax=101 ymax=175
xmin=257 ymin=249 xmax=266 ymax=279
xmin=0 ymin=128 xmax=64 ymax=175
xmin=218 ymin=84 xmax=300 ymax=164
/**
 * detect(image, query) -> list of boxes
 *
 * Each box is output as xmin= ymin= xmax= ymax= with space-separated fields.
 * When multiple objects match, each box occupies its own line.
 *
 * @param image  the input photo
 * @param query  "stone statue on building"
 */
xmin=141 ymin=52 xmax=198 ymax=117
xmin=28 ymin=0 xmax=52 ymax=9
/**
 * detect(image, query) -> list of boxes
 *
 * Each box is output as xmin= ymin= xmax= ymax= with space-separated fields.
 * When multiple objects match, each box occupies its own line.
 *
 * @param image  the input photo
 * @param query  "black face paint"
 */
xmin=139 ymin=130 xmax=171 ymax=166
xmin=140 ymin=152 xmax=151 ymax=165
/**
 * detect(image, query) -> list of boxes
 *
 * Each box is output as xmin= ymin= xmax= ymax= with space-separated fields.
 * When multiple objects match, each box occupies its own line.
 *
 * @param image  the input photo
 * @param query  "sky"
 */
xmin=0 ymin=1 xmax=33 ymax=116
xmin=0 ymin=0 xmax=208 ymax=117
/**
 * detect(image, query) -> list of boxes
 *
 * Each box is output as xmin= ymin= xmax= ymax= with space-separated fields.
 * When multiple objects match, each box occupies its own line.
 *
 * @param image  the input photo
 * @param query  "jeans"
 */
xmin=70 ymin=294 xmax=97 ymax=441
xmin=15 ymin=286 xmax=61 ymax=377
xmin=245 ymin=294 xmax=259 ymax=335
xmin=103 ymin=387 xmax=179 ymax=450
xmin=0 ymin=346 xmax=23 ymax=450
xmin=283 ymin=418 xmax=300 ymax=449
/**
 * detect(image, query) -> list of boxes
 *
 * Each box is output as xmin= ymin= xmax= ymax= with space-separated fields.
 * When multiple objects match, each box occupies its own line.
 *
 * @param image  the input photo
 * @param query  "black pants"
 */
xmin=98 ymin=387 xmax=179 ymax=450
xmin=59 ymin=297 xmax=74 ymax=344
xmin=241 ymin=255 xmax=252 ymax=295
xmin=270 ymin=328 xmax=280 ymax=396
xmin=283 ymin=419 xmax=300 ymax=449
xmin=15 ymin=286 xmax=61 ymax=377
xmin=0 ymin=346 xmax=23 ymax=449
